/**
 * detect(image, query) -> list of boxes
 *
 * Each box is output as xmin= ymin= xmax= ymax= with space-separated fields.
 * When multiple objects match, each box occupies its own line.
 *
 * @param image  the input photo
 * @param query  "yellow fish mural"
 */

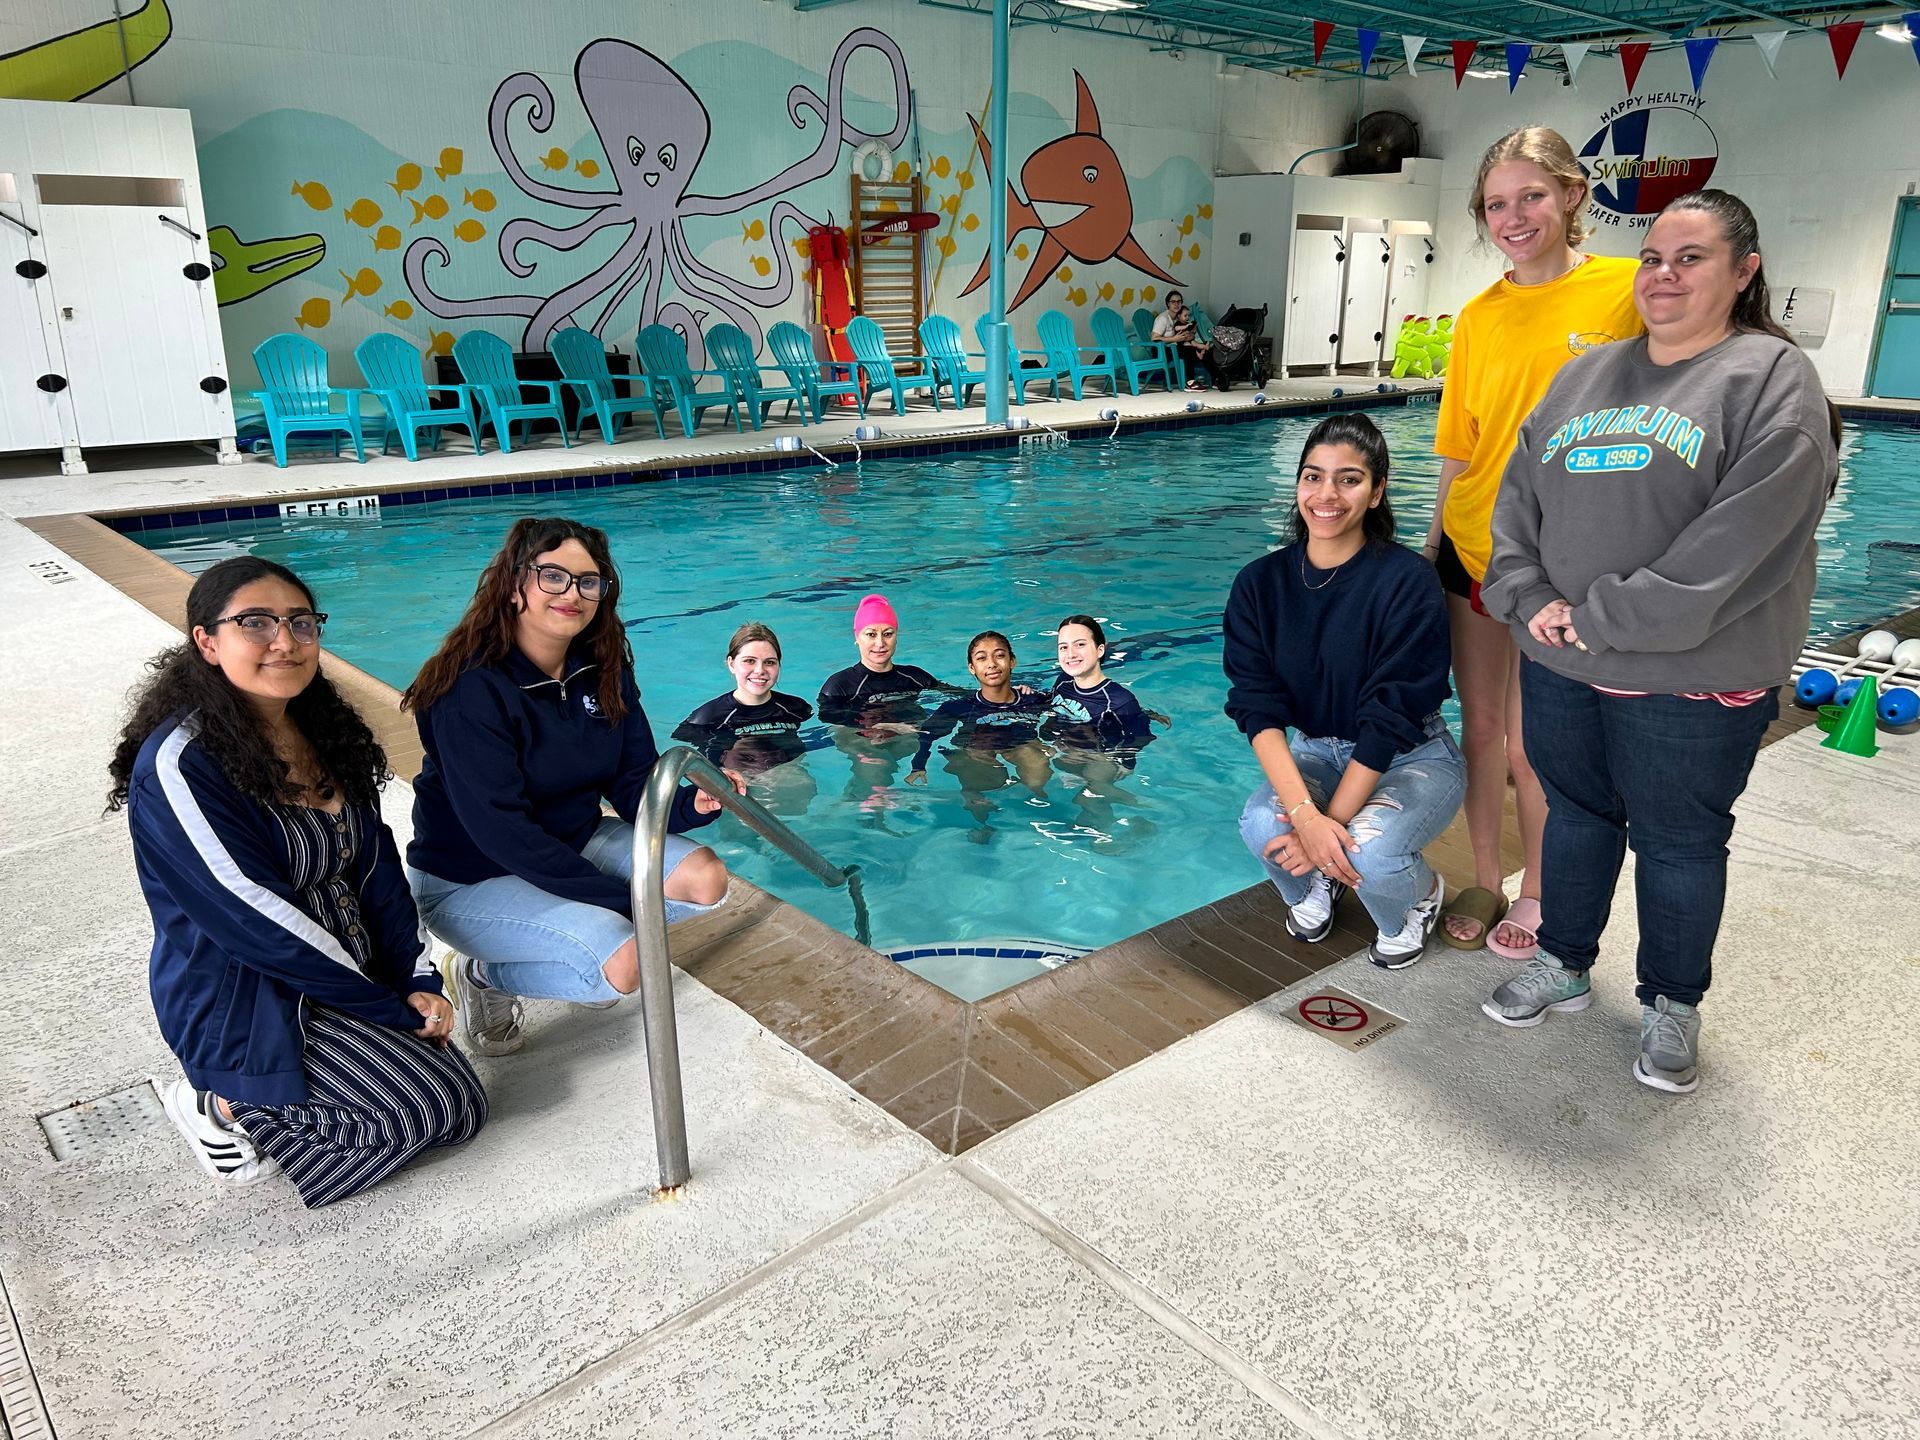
xmin=1197 ymin=203 xmax=1213 ymax=219
xmin=295 ymin=297 xmax=331 ymax=330
xmin=1067 ymin=287 xmax=1087 ymax=306
xmin=958 ymin=171 xmax=975 ymax=191
xmin=751 ymin=256 xmax=771 ymax=276
xmin=1056 ymin=266 xmax=1073 ymax=283
xmin=892 ymin=160 xmax=910 ymax=182
xmin=291 ymin=180 xmax=331 ymax=211
xmin=0 ymin=0 xmax=172 ymax=103
xmin=576 ymin=158 xmax=600 ymax=179
xmin=936 ymin=235 xmax=956 ymax=258
xmin=1097 ymin=281 xmax=1114 ymax=300
xmin=1167 ymin=249 xmax=1182 ymax=269
xmin=1178 ymin=214 xmax=1194 ymax=237
xmin=1014 ymin=242 xmax=1030 ymax=260
xmin=878 ymin=198 xmax=900 ymax=214
xmin=1142 ymin=286 xmax=1157 ymax=303
xmin=340 ymin=266 xmax=381 ymax=300
xmin=343 ymin=198 xmax=382 ymax=228
xmin=428 ymin=330 xmax=454 ymax=356
xmin=410 ymin=195 xmax=449 ymax=225
xmin=384 ymin=299 xmax=414 ymax=320
xmin=372 ymin=225 xmax=401 ymax=253
xmin=539 ymin=147 xmax=569 ymax=172
xmin=791 ymin=235 xmax=813 ymax=259
xmin=962 ymin=213 xmax=979 ymax=232
xmin=463 ymin=188 xmax=495 ymax=212
xmin=1187 ymin=242 xmax=1200 ymax=260
xmin=1121 ymin=287 xmax=1134 ymax=306
xmin=453 ymin=218 xmax=486 ymax=243
xmin=932 ymin=155 xmax=951 ymax=178
xmin=390 ymin=162 xmax=422 ymax=197
xmin=742 ymin=219 xmax=765 ymax=243
xmin=434 ymin=148 xmax=463 ymax=181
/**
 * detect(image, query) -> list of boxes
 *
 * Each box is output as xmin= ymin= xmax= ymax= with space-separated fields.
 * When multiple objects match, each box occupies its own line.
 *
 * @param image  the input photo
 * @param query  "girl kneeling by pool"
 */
xmin=1227 ymin=414 xmax=1465 ymax=968
xmin=907 ymin=630 xmax=1053 ymax=836
xmin=403 ymin=517 xmax=741 ymax=1058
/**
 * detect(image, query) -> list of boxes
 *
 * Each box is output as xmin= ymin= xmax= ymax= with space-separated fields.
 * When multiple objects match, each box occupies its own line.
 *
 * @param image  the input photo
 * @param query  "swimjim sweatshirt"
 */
xmin=1482 ymin=332 xmax=1835 ymax=693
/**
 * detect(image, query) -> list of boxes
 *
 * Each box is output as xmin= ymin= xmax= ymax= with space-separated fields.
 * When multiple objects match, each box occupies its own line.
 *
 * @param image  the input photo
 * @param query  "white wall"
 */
xmin=1372 ymin=32 xmax=1920 ymax=394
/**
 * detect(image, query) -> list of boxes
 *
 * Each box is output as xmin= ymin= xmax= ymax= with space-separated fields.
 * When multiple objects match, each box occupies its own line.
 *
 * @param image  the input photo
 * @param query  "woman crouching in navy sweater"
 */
xmin=110 ymin=558 xmax=486 ymax=1207
xmin=404 ymin=517 xmax=738 ymax=1058
xmin=1226 ymin=414 xmax=1466 ymax=968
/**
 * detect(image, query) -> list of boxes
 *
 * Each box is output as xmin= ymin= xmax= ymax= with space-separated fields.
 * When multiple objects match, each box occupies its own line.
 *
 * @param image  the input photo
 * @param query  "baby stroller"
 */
xmin=1205 ymin=304 xmax=1268 ymax=391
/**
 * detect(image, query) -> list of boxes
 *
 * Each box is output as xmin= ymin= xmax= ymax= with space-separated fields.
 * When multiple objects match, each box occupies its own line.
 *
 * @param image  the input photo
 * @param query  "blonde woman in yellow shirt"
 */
xmin=1427 ymin=127 xmax=1642 ymax=959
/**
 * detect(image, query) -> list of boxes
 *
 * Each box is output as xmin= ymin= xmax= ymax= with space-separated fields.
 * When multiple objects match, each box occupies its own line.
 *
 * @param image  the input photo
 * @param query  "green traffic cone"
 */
xmin=1821 ymin=674 xmax=1879 ymax=757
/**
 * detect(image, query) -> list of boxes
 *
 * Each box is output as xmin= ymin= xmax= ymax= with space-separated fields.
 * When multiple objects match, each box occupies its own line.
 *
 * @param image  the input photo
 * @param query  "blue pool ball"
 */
xmin=1879 ymin=686 xmax=1920 ymax=729
xmin=1836 ymin=677 xmax=1865 ymax=707
xmin=1795 ymin=668 xmax=1839 ymax=707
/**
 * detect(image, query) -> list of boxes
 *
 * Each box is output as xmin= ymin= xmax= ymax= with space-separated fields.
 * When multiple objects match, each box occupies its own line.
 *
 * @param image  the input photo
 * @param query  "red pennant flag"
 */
xmin=1451 ymin=40 xmax=1477 ymax=87
xmin=1827 ymin=19 xmax=1864 ymax=79
xmin=1313 ymin=19 xmax=1334 ymax=64
xmin=1619 ymin=41 xmax=1650 ymax=93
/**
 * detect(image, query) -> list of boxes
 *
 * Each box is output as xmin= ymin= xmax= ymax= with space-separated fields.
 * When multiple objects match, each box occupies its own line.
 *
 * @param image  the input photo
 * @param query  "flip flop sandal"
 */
xmin=1486 ymin=896 xmax=1543 ymax=961
xmin=1439 ymin=886 xmax=1509 ymax=951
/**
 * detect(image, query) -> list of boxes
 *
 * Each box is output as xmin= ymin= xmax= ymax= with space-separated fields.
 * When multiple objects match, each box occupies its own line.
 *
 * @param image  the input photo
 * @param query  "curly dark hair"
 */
xmin=106 ymin=557 xmax=390 ymax=812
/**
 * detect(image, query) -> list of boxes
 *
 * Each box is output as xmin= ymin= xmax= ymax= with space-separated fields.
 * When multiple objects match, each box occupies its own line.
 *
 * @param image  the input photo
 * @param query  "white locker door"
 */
xmin=1286 ymin=229 xmax=1346 ymax=371
xmin=1386 ymin=234 xmax=1435 ymax=331
xmin=39 ymin=203 xmax=224 ymax=447
xmin=1338 ymin=232 xmax=1392 ymax=369
xmin=0 ymin=207 xmax=69 ymax=453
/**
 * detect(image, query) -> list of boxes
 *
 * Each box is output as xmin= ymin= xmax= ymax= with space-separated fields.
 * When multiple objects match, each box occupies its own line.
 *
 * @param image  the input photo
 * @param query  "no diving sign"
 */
xmin=1288 ymin=986 xmax=1406 ymax=1053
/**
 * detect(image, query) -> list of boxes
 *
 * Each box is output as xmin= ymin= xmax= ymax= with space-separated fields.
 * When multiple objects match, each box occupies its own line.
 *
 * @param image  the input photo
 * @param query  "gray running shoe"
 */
xmin=1481 ymin=952 xmax=1593 ymax=1028
xmin=1635 ymin=995 xmax=1701 ymax=1094
xmin=575 ymin=997 xmax=619 ymax=1011
xmin=1369 ymin=875 xmax=1445 ymax=969
xmin=1284 ymin=873 xmax=1348 ymax=943
xmin=441 ymin=951 xmax=525 ymax=1056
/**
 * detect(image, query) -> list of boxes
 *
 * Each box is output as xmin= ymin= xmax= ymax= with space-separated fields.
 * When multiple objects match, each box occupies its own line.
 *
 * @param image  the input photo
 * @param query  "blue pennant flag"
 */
xmin=1685 ymin=36 xmax=1719 ymax=92
xmin=1506 ymin=42 xmax=1530 ymax=90
xmin=1357 ymin=27 xmax=1380 ymax=73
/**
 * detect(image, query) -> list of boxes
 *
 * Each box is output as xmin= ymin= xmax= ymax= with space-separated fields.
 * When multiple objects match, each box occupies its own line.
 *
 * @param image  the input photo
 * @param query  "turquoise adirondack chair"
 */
xmin=1091 ymin=307 xmax=1172 ymax=395
xmin=636 ymin=324 xmax=741 ymax=437
xmin=251 ymin=333 xmax=368 ymax=468
xmin=767 ymin=321 xmax=865 ymax=422
xmin=846 ymin=316 xmax=941 ymax=415
xmin=1132 ymin=307 xmax=1186 ymax=389
xmin=549 ymin=327 xmax=664 ymax=443
xmin=705 ymin=324 xmax=806 ymax=430
xmin=1035 ymin=310 xmax=1116 ymax=400
xmin=452 ymin=332 xmax=571 ymax=454
xmin=974 ymin=314 xmax=1056 ymax=403
xmin=353 ymin=333 xmax=482 ymax=461
xmin=918 ymin=315 xmax=989 ymax=409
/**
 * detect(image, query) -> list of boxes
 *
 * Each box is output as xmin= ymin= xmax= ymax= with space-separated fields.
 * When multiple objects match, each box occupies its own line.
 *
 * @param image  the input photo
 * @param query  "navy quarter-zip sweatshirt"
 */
xmin=408 ymin=645 xmax=714 ymax=919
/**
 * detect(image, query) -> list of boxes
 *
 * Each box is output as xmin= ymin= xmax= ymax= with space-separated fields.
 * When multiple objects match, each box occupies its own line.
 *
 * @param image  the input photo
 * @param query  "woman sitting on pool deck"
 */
xmin=403 ymin=517 xmax=740 ymax=1058
xmin=110 ymin=557 xmax=486 ymax=1207
xmin=1229 ymin=413 xmax=1466 ymax=969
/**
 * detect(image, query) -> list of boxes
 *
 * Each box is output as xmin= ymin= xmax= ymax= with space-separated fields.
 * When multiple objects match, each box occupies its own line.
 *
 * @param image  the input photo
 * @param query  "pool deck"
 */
xmin=2 ymin=382 xmax=1916 ymax=1438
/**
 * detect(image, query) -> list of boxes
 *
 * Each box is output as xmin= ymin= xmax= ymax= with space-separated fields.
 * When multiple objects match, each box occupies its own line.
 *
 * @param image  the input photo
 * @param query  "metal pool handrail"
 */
xmin=631 ymin=746 xmax=870 ymax=1195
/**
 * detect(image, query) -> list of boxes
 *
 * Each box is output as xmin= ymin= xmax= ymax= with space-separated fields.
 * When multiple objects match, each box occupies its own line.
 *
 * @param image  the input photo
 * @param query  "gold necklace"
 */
xmin=1300 ymin=546 xmax=1357 ymax=591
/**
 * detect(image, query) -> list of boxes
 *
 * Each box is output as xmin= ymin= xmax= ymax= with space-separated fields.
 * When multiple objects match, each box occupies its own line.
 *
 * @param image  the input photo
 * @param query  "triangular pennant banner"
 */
xmin=1827 ymin=20 xmax=1864 ymax=79
xmin=1753 ymin=29 xmax=1788 ymax=76
xmin=1506 ymin=42 xmax=1530 ymax=90
xmin=1906 ymin=14 xmax=1920 ymax=67
xmin=1357 ymin=27 xmax=1381 ymax=73
xmin=1685 ymin=36 xmax=1719 ymax=91
xmin=1403 ymin=34 xmax=1426 ymax=74
xmin=1313 ymin=19 xmax=1334 ymax=64
xmin=1451 ymin=39 xmax=1477 ymax=87
xmin=1620 ymin=40 xmax=1651 ymax=92
xmin=1561 ymin=41 xmax=1591 ymax=86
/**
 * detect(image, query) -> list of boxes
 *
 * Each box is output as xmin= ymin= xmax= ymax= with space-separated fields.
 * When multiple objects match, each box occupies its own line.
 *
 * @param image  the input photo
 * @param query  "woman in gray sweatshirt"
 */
xmin=1480 ymin=189 xmax=1837 ymax=1095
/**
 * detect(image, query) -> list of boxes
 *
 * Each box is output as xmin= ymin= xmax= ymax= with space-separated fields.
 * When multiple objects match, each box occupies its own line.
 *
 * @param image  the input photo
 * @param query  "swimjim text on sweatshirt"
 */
xmin=1482 ymin=332 xmax=1835 ymax=693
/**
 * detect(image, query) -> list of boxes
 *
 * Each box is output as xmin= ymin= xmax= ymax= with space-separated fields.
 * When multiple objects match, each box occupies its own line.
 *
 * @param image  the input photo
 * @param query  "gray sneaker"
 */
xmin=1481 ymin=952 xmax=1593 ymax=1028
xmin=1635 ymin=995 xmax=1701 ymax=1094
xmin=441 ymin=951 xmax=525 ymax=1056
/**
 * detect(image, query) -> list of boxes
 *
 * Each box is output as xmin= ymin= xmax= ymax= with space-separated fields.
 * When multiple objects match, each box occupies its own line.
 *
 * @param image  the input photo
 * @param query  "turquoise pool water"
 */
xmin=134 ymin=409 xmax=1920 ymax=979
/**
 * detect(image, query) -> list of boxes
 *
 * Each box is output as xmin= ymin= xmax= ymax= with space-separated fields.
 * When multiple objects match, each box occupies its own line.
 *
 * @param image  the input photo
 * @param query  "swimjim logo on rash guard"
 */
xmin=1539 ymin=403 xmax=1706 ymax=473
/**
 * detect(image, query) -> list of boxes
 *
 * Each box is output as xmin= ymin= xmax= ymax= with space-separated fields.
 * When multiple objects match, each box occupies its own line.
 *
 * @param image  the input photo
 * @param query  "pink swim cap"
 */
xmin=853 ymin=593 xmax=899 ymax=634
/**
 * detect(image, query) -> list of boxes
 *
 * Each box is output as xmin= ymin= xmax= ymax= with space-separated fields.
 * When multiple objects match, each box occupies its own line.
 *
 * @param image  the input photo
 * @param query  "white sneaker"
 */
xmin=1369 ymin=874 xmax=1445 ymax=969
xmin=160 ymin=1078 xmax=277 ymax=1186
xmin=1284 ymin=873 xmax=1348 ymax=943
xmin=440 ymin=951 xmax=525 ymax=1056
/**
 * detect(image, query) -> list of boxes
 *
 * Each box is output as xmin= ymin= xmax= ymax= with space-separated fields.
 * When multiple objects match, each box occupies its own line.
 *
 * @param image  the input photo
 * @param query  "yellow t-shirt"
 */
xmin=1434 ymin=254 xmax=1643 ymax=580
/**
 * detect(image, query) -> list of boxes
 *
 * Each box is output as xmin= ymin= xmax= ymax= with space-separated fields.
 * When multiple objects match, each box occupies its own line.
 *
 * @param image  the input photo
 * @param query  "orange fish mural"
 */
xmin=961 ymin=71 xmax=1180 ymax=311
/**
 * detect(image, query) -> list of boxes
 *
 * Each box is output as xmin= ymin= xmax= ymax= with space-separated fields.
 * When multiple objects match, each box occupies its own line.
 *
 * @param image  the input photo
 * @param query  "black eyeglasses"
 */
xmin=525 ymin=563 xmax=607 ymax=601
xmin=209 ymin=611 xmax=327 ymax=645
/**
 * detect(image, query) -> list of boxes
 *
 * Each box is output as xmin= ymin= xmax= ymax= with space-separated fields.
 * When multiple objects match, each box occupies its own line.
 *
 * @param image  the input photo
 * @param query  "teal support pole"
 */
xmin=984 ymin=0 xmax=1010 ymax=425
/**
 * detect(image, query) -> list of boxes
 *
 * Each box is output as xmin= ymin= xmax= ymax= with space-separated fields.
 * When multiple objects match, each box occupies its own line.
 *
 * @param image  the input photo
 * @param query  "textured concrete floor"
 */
xmin=3 ymin=398 xmax=1916 ymax=1437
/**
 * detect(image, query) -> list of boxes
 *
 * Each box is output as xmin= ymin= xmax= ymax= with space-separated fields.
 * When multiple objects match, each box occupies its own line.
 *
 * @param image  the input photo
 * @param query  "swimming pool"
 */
xmin=132 ymin=409 xmax=1920 ymax=994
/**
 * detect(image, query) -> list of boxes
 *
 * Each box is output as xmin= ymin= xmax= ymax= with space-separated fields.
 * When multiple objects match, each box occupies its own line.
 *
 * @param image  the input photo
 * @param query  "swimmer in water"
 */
xmin=906 ymin=630 xmax=1053 ymax=840
xmin=1046 ymin=613 xmax=1169 ymax=833
xmin=673 ymin=621 xmax=816 ymax=815
xmin=816 ymin=594 xmax=955 ymax=818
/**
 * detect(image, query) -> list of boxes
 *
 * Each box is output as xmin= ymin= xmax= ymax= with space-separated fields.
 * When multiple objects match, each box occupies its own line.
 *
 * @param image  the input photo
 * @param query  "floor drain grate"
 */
xmin=37 ymin=1080 xmax=167 ymax=1162
xmin=0 ymin=1272 xmax=53 ymax=1440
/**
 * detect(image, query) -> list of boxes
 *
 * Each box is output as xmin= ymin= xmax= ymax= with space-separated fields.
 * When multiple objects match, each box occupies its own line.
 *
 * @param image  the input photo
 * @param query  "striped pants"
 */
xmin=229 ymin=1006 xmax=487 ymax=1209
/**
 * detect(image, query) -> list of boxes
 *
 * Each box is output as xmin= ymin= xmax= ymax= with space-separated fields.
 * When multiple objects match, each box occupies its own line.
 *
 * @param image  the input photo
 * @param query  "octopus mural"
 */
xmin=403 ymin=27 xmax=910 ymax=362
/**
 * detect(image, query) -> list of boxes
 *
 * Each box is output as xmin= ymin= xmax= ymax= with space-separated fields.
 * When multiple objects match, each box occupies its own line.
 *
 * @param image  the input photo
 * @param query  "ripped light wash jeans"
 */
xmin=1237 ymin=715 xmax=1467 ymax=933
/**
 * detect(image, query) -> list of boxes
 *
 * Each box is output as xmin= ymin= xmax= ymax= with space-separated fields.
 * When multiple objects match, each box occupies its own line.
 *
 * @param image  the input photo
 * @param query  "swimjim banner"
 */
xmin=1577 ymin=94 xmax=1718 ymax=230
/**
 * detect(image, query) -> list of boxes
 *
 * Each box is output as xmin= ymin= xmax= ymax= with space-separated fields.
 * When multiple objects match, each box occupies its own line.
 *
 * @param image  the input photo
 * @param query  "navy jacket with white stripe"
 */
xmin=128 ymin=714 xmax=439 ymax=1107
xmin=406 ymin=645 xmax=713 ymax=920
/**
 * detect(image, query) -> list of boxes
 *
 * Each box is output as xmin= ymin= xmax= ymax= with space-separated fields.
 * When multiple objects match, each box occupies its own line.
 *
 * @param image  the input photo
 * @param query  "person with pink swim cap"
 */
xmin=817 ymin=593 xmax=956 ymax=813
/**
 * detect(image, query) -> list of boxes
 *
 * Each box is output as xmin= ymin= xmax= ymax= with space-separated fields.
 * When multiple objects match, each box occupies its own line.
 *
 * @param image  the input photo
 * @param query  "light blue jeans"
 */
xmin=1237 ymin=716 xmax=1466 ymax=933
xmin=408 ymin=818 xmax=717 ymax=1003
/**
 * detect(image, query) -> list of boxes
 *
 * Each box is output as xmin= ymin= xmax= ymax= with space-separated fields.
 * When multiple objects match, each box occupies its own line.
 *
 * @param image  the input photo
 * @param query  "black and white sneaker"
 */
xmin=160 ymin=1078 xmax=276 ymax=1186
xmin=1369 ymin=875 xmax=1445 ymax=969
xmin=1284 ymin=873 xmax=1349 ymax=943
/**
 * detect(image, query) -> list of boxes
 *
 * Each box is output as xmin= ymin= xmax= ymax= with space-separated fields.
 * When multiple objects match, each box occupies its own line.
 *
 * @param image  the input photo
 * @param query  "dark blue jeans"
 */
xmin=1520 ymin=660 xmax=1777 ymax=1007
